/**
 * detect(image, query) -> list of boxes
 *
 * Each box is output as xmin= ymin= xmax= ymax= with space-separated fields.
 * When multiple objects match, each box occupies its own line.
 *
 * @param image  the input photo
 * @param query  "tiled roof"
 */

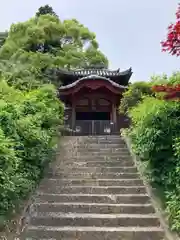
xmin=56 ymin=67 xmax=132 ymax=77
xmin=59 ymin=75 xmax=128 ymax=90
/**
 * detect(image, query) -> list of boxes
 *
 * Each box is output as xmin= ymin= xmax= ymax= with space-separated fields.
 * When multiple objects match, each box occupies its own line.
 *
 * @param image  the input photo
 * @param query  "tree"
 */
xmin=36 ymin=4 xmax=58 ymax=18
xmin=0 ymin=15 xmax=108 ymax=88
xmin=119 ymin=82 xmax=153 ymax=114
xmin=161 ymin=4 xmax=180 ymax=56
xmin=0 ymin=32 xmax=8 ymax=48
xmin=0 ymin=15 xmax=108 ymax=67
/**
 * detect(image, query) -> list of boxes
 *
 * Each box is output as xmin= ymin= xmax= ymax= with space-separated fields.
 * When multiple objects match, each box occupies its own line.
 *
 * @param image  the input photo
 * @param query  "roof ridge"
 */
xmin=56 ymin=68 xmax=132 ymax=77
xmin=73 ymin=68 xmax=120 ymax=73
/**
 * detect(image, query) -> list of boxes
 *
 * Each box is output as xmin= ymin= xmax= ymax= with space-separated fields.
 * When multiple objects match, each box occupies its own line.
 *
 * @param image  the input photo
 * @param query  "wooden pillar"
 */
xmin=112 ymin=103 xmax=117 ymax=123
xmin=110 ymin=104 xmax=113 ymax=121
xmin=72 ymin=96 xmax=76 ymax=129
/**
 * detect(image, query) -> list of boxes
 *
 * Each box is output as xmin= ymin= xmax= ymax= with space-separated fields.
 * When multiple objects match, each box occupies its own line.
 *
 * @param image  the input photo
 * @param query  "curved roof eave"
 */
xmin=59 ymin=75 xmax=128 ymax=90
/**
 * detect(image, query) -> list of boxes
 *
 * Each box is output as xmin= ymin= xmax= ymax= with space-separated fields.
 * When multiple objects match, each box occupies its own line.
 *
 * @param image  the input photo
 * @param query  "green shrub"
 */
xmin=0 ymin=81 xmax=64 ymax=223
xmin=128 ymin=96 xmax=180 ymax=231
xmin=120 ymin=72 xmax=180 ymax=115
xmin=166 ymin=137 xmax=180 ymax=231
xmin=151 ymin=72 xmax=180 ymax=85
xmin=119 ymin=81 xmax=153 ymax=114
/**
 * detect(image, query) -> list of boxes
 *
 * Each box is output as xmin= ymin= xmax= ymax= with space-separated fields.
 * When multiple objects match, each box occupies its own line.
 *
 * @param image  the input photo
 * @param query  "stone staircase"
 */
xmin=21 ymin=135 xmax=165 ymax=239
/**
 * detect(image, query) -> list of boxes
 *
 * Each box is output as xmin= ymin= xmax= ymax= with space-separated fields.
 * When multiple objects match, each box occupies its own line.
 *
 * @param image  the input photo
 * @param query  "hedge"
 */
xmin=0 ymin=80 xmax=64 ymax=226
xmin=128 ymin=96 xmax=180 ymax=231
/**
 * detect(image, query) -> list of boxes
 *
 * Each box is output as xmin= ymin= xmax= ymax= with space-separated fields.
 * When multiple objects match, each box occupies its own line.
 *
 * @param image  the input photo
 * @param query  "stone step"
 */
xmin=86 ymin=136 xmax=123 ymax=138
xmin=35 ymin=193 xmax=151 ymax=204
xmin=85 ymin=136 xmax=122 ymax=139
xmin=34 ymin=202 xmax=155 ymax=214
xmin=30 ymin=213 xmax=161 ymax=227
xmin=83 ymin=141 xmax=124 ymax=144
xmin=75 ymin=147 xmax=127 ymax=151
xmin=59 ymin=155 xmax=131 ymax=161
xmin=78 ymin=143 xmax=126 ymax=148
xmin=107 ymin=156 xmax=131 ymax=160
xmin=84 ymin=138 xmax=124 ymax=143
xmin=40 ymin=178 xmax=144 ymax=187
xmin=38 ymin=186 xmax=146 ymax=194
xmin=59 ymin=160 xmax=134 ymax=167
xmin=83 ymin=140 xmax=125 ymax=145
xmin=78 ymin=152 xmax=130 ymax=157
xmin=57 ymin=147 xmax=128 ymax=153
xmin=77 ymin=148 xmax=130 ymax=152
xmin=51 ymin=167 xmax=137 ymax=174
xmin=23 ymin=226 xmax=164 ymax=240
xmin=46 ymin=172 xmax=140 ymax=179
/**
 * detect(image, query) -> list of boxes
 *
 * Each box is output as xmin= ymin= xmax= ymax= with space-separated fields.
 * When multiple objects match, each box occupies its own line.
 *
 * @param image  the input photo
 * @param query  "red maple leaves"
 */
xmin=152 ymin=84 xmax=180 ymax=100
xmin=158 ymin=5 xmax=180 ymax=100
xmin=161 ymin=4 xmax=180 ymax=56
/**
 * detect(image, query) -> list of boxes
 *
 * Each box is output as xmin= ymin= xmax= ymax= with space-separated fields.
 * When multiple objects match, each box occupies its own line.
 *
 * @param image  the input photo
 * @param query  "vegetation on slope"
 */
xmin=0 ymin=81 xmax=64 ymax=226
xmin=121 ymin=73 xmax=180 ymax=232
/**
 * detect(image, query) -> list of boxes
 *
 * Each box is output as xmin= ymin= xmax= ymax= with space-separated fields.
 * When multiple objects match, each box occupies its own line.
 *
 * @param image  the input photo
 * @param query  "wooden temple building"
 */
xmin=57 ymin=67 xmax=132 ymax=135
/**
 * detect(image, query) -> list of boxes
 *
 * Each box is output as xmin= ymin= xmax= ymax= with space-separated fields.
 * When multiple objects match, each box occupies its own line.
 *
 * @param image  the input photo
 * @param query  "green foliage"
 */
xmin=0 ymin=14 xmax=108 ymax=89
xmin=0 ymin=14 xmax=108 ymax=68
xmin=169 ymin=72 xmax=180 ymax=85
xmin=0 ymin=80 xmax=64 ymax=225
xmin=120 ymin=72 xmax=180 ymax=115
xmin=128 ymin=96 xmax=180 ymax=231
xmin=150 ymin=72 xmax=180 ymax=85
xmin=0 ymin=32 xmax=8 ymax=48
xmin=165 ymin=137 xmax=180 ymax=231
xmin=0 ymin=59 xmax=49 ymax=90
xmin=150 ymin=73 xmax=169 ymax=85
xmin=36 ymin=5 xmax=58 ymax=18
xmin=119 ymin=81 xmax=153 ymax=114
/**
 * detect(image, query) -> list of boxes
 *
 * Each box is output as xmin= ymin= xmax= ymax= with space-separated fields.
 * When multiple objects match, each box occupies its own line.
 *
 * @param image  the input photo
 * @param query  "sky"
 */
xmin=0 ymin=0 xmax=179 ymax=82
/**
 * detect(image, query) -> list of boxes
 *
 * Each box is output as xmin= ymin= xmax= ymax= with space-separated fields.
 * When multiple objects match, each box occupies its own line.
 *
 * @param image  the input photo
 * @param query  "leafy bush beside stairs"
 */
xmin=127 ymin=96 xmax=180 ymax=232
xmin=0 ymin=80 xmax=64 ymax=226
